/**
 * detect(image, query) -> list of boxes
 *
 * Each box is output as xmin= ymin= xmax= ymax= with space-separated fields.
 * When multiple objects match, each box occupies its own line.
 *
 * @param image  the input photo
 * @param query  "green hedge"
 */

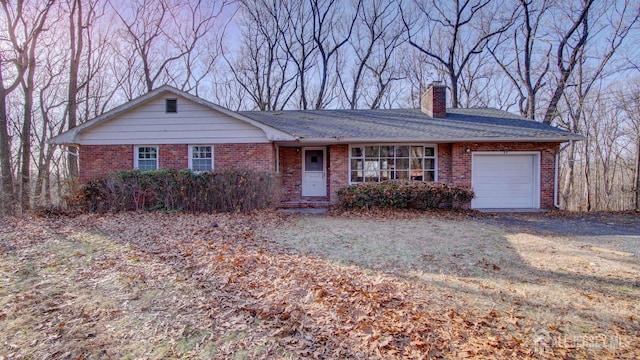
xmin=336 ymin=181 xmax=474 ymax=210
xmin=75 ymin=169 xmax=277 ymax=213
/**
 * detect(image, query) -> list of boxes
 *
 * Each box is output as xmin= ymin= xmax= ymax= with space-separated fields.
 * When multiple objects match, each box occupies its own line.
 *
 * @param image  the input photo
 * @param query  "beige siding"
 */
xmin=78 ymin=95 xmax=269 ymax=145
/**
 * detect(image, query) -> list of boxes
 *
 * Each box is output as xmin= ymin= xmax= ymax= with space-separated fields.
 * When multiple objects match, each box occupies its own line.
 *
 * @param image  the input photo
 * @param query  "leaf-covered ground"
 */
xmin=1 ymin=210 xmax=638 ymax=359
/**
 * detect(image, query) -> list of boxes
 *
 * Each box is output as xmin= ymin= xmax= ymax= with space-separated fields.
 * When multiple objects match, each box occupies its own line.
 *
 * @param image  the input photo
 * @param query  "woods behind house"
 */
xmin=1 ymin=0 xmax=639 ymax=214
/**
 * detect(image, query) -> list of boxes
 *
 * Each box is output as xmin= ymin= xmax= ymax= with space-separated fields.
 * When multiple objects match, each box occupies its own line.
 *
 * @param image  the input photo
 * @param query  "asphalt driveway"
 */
xmin=478 ymin=211 xmax=640 ymax=236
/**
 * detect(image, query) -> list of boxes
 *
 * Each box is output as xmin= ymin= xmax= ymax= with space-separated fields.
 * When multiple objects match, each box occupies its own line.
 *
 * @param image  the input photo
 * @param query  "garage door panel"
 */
xmin=472 ymin=154 xmax=537 ymax=209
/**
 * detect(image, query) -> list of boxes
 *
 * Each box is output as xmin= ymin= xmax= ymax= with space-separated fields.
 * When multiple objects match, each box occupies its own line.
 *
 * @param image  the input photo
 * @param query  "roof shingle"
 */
xmin=240 ymin=108 xmax=582 ymax=142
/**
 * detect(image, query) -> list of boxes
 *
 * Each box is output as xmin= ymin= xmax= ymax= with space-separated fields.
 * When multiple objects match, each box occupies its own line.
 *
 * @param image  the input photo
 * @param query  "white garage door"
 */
xmin=471 ymin=153 xmax=538 ymax=209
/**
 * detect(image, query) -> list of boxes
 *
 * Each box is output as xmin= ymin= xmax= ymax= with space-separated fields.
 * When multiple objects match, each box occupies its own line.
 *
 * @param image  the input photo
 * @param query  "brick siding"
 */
xmin=215 ymin=143 xmax=275 ymax=172
xmin=80 ymin=143 xmax=276 ymax=182
xmin=79 ymin=145 xmax=133 ymax=183
xmin=328 ymin=145 xmax=349 ymax=204
xmin=80 ymin=141 xmax=560 ymax=209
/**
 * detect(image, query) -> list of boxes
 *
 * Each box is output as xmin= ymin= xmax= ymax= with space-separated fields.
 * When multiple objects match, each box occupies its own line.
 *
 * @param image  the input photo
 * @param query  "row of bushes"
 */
xmin=336 ymin=181 xmax=474 ymax=210
xmin=74 ymin=169 xmax=277 ymax=213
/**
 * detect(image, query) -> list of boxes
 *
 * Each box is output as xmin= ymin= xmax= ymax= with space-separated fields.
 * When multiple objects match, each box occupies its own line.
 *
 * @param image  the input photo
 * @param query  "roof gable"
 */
xmin=50 ymin=86 xmax=295 ymax=145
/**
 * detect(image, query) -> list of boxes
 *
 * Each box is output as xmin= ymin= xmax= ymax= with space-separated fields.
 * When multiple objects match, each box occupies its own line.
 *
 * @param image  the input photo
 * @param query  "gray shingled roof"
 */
xmin=240 ymin=108 xmax=582 ymax=143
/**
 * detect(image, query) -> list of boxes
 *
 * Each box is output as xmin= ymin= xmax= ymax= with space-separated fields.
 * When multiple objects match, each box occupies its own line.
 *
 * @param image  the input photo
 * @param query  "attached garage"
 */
xmin=471 ymin=152 xmax=540 ymax=209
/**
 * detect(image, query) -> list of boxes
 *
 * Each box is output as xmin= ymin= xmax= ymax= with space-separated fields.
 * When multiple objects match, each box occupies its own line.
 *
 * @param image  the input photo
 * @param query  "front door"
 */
xmin=302 ymin=148 xmax=326 ymax=196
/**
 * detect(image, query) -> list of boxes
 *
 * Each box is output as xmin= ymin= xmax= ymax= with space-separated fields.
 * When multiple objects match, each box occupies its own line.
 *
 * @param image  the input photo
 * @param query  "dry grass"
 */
xmin=1 ymin=210 xmax=638 ymax=359
xmin=263 ymin=211 xmax=640 ymax=357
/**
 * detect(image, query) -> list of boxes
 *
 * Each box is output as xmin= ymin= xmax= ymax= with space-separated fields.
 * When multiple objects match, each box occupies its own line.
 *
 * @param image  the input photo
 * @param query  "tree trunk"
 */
xmin=635 ymin=133 xmax=640 ymax=210
xmin=0 ymin=83 xmax=15 ymax=213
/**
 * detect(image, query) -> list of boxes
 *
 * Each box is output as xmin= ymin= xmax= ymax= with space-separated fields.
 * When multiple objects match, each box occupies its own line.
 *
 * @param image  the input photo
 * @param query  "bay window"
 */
xmin=349 ymin=145 xmax=436 ymax=183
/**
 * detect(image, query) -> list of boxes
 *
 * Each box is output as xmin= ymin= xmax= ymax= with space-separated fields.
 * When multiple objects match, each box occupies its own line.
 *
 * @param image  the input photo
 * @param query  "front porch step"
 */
xmin=279 ymin=201 xmax=332 ymax=209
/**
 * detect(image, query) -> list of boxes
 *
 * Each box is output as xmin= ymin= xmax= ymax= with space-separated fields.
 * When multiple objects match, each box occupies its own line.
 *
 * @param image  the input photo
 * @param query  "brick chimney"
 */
xmin=421 ymin=82 xmax=447 ymax=118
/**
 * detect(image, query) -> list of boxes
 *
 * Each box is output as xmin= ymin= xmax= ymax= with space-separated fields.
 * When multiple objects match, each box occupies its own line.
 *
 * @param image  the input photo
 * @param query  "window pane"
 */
xmin=351 ymin=171 xmax=363 ymax=182
xmin=396 ymin=158 xmax=409 ymax=170
xmin=425 ymin=159 xmax=435 ymax=170
xmin=424 ymin=147 xmax=435 ymax=157
xmin=380 ymin=170 xmax=392 ymax=181
xmin=380 ymin=146 xmax=394 ymax=157
xmin=138 ymin=159 xmax=157 ymax=171
xmin=380 ymin=159 xmax=392 ymax=170
xmin=364 ymin=174 xmax=379 ymax=182
xmin=193 ymin=146 xmax=212 ymax=159
xmin=425 ymin=171 xmax=435 ymax=181
xmin=411 ymin=146 xmax=423 ymax=158
xmin=395 ymin=146 xmax=409 ymax=157
xmin=365 ymin=146 xmax=379 ymax=157
xmin=351 ymin=159 xmax=363 ymax=170
xmin=138 ymin=147 xmax=157 ymax=159
xmin=351 ymin=147 xmax=363 ymax=157
xmin=192 ymin=159 xmax=212 ymax=171
xmin=395 ymin=171 xmax=409 ymax=180
xmin=411 ymin=158 xmax=423 ymax=170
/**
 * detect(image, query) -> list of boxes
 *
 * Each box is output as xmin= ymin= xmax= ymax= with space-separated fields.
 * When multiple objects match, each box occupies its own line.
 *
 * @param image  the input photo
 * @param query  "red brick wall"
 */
xmin=80 ymin=143 xmax=276 ymax=182
xmin=79 ymin=145 xmax=133 ymax=183
xmin=328 ymin=145 xmax=349 ymax=204
xmin=160 ymin=144 xmax=188 ymax=169
xmin=215 ymin=143 xmax=275 ymax=172
xmin=450 ymin=142 xmax=560 ymax=209
xmin=279 ymin=147 xmax=302 ymax=203
xmin=437 ymin=143 xmax=452 ymax=184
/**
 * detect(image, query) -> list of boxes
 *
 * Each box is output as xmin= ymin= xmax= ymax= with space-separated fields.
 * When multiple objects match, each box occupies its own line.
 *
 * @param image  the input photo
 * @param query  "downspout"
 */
xmin=555 ymin=141 xmax=572 ymax=209
xmin=275 ymin=145 xmax=280 ymax=174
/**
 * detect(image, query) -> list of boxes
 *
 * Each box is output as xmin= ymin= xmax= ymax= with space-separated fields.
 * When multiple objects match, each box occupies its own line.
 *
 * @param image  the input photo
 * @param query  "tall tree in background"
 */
xmin=227 ymin=0 xmax=297 ymax=110
xmin=0 ymin=54 xmax=22 ymax=214
xmin=338 ymin=0 xmax=404 ymax=109
xmin=489 ymin=0 xmax=553 ymax=120
xmin=402 ymin=0 xmax=516 ymax=108
xmin=109 ymin=0 xmax=227 ymax=97
xmin=2 ymin=0 xmax=55 ymax=211
xmin=309 ymin=0 xmax=361 ymax=109
xmin=541 ymin=0 xmax=593 ymax=125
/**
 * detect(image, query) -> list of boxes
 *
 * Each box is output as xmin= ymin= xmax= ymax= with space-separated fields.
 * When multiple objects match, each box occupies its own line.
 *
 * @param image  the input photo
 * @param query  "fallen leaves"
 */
xmin=1 ymin=211 xmax=638 ymax=359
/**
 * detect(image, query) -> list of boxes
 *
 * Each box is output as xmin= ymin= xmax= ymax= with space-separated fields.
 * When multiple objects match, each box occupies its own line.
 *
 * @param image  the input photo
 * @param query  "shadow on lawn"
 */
xmin=266 ymin=213 xmax=640 ymax=338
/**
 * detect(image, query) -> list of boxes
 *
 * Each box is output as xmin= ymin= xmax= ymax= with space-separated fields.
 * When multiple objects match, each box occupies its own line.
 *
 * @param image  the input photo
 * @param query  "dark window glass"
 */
xmin=166 ymin=99 xmax=177 ymax=113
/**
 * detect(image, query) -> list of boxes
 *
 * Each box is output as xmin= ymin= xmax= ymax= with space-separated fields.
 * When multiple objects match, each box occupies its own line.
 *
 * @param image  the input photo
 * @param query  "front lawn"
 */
xmin=1 ymin=211 xmax=638 ymax=358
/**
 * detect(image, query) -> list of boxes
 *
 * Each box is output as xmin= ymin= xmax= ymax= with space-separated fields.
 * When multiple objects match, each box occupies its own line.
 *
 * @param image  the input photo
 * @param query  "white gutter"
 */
xmin=282 ymin=135 xmax=584 ymax=145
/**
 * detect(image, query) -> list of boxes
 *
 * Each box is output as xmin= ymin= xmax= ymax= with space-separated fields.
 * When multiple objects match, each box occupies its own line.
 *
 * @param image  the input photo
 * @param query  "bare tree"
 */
xmin=488 ymin=0 xmax=553 ymax=119
xmin=337 ymin=0 xmax=404 ymax=109
xmin=109 ymin=0 xmax=227 ymax=95
xmin=227 ymin=0 xmax=297 ymax=110
xmin=2 ymin=0 xmax=55 ymax=211
xmin=276 ymin=0 xmax=317 ymax=109
xmin=402 ymin=0 xmax=516 ymax=108
xmin=620 ymin=81 xmax=640 ymax=210
xmin=541 ymin=0 xmax=594 ymax=125
xmin=309 ymin=0 xmax=361 ymax=109
xmin=0 ymin=55 xmax=22 ymax=214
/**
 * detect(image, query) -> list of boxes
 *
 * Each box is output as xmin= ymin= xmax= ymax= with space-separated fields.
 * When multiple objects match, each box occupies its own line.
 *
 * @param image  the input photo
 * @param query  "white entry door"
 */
xmin=302 ymin=148 xmax=326 ymax=196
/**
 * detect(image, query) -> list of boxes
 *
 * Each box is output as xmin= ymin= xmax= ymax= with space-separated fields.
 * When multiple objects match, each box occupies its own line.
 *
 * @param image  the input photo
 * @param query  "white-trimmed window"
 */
xmin=135 ymin=146 xmax=158 ymax=171
xmin=349 ymin=145 xmax=436 ymax=183
xmin=189 ymin=145 xmax=213 ymax=172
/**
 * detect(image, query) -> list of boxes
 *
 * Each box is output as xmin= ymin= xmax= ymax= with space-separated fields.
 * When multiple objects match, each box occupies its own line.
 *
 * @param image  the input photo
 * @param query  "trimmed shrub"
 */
xmin=336 ymin=181 xmax=474 ymax=210
xmin=74 ymin=169 xmax=277 ymax=213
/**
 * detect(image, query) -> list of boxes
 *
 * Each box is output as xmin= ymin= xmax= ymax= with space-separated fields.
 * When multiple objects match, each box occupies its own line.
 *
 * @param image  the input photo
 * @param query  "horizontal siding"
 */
xmin=79 ymin=95 xmax=269 ymax=145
